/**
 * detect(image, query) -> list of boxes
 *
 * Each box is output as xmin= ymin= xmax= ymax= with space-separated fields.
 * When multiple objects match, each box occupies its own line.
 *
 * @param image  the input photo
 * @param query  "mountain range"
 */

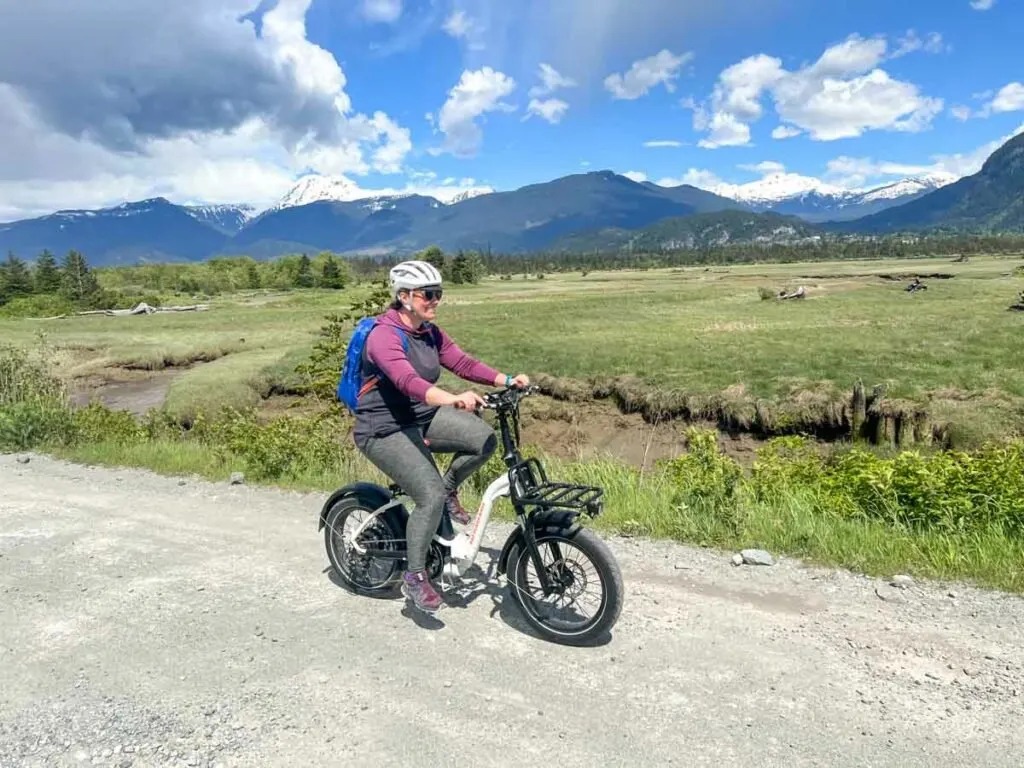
xmin=1 ymin=132 xmax=1021 ymax=266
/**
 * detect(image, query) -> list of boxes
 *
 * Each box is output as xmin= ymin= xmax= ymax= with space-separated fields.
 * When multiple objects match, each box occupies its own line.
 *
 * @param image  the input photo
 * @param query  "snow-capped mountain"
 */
xmin=183 ymin=203 xmax=256 ymax=235
xmin=706 ymin=172 xmax=959 ymax=223
xmin=264 ymin=174 xmax=493 ymax=214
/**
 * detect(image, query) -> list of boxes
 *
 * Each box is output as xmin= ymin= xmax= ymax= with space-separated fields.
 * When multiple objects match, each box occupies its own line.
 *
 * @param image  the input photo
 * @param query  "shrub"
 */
xmin=660 ymin=427 xmax=742 ymax=509
xmin=0 ymin=342 xmax=76 ymax=451
xmin=208 ymin=406 xmax=353 ymax=481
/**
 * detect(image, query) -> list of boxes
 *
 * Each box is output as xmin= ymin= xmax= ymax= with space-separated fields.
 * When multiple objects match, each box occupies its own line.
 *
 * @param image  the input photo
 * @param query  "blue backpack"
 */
xmin=336 ymin=317 xmax=409 ymax=413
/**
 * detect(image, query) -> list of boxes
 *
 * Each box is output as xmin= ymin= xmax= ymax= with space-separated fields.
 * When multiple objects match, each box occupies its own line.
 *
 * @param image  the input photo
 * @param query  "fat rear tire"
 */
xmin=324 ymin=496 xmax=403 ymax=597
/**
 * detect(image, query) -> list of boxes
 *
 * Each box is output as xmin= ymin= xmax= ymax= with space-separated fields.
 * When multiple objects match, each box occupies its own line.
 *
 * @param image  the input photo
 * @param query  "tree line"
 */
xmin=3 ymin=232 xmax=1022 ymax=313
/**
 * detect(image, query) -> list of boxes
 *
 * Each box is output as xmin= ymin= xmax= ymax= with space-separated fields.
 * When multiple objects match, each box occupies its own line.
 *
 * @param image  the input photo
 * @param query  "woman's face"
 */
xmin=404 ymin=285 xmax=442 ymax=322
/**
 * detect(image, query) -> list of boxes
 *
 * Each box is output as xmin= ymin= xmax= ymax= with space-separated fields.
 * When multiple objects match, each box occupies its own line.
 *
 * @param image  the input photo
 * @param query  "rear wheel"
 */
xmin=507 ymin=526 xmax=624 ymax=646
xmin=323 ymin=496 xmax=404 ymax=596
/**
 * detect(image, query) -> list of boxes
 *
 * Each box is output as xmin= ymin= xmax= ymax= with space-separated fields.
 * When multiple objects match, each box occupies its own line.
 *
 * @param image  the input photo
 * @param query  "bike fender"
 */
xmin=496 ymin=509 xmax=583 ymax=575
xmin=317 ymin=481 xmax=395 ymax=531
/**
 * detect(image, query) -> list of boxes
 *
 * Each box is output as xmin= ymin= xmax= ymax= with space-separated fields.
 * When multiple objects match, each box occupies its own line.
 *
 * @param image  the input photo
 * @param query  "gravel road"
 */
xmin=2 ymin=453 xmax=1022 ymax=767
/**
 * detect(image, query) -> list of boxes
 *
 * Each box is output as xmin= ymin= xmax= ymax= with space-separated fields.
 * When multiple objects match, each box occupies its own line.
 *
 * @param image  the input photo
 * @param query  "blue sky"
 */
xmin=320 ymin=0 xmax=1024 ymax=193
xmin=1 ymin=0 xmax=1022 ymax=220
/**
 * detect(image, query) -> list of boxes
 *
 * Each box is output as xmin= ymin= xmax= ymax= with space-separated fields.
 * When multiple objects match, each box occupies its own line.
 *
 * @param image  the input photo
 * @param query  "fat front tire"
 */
xmin=323 ymin=496 xmax=404 ymax=597
xmin=507 ymin=526 xmax=624 ymax=646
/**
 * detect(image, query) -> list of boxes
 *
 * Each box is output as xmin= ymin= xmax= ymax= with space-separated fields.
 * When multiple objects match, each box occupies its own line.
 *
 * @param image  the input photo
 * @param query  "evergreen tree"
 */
xmin=2 ymin=252 xmax=34 ymax=298
xmin=319 ymin=254 xmax=347 ymax=289
xmin=295 ymin=254 xmax=315 ymax=288
xmin=34 ymin=249 xmax=62 ymax=294
xmin=246 ymin=262 xmax=261 ymax=289
xmin=60 ymin=250 xmax=102 ymax=304
xmin=449 ymin=250 xmax=485 ymax=284
xmin=419 ymin=245 xmax=447 ymax=278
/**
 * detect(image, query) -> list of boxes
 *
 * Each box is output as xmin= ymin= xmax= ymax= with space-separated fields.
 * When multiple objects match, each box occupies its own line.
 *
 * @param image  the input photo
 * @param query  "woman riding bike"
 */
xmin=352 ymin=259 xmax=529 ymax=614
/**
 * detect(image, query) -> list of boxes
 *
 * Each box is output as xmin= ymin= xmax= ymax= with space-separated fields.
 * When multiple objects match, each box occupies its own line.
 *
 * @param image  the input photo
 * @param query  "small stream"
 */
xmin=69 ymin=369 xmax=184 ymax=416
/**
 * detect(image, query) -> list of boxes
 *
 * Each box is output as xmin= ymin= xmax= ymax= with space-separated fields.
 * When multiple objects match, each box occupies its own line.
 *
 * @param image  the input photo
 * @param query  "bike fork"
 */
xmin=519 ymin=517 xmax=556 ymax=595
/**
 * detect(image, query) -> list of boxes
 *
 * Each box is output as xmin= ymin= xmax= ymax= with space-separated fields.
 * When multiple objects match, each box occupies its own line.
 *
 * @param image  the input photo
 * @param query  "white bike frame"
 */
xmin=346 ymin=470 xmax=516 ymax=579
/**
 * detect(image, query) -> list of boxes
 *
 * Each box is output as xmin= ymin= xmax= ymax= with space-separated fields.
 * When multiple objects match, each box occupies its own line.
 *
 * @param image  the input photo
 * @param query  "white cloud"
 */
xmin=891 ymin=30 xmax=948 ymax=58
xmin=970 ymin=0 xmax=995 ymax=9
xmin=522 ymin=64 xmax=575 ymax=123
xmin=622 ymin=171 xmax=648 ymax=182
xmin=529 ymin=63 xmax=577 ymax=98
xmin=429 ymin=67 xmax=517 ymax=157
xmin=655 ymin=169 xmax=724 ymax=188
xmin=525 ymin=98 xmax=570 ymax=124
xmin=361 ymin=0 xmax=402 ymax=23
xmin=443 ymin=10 xmax=472 ymax=38
xmin=824 ymin=121 xmax=1024 ymax=188
xmin=604 ymin=49 xmax=693 ymax=100
xmin=772 ymin=125 xmax=802 ymax=139
xmin=643 ymin=140 xmax=683 ymax=148
xmin=954 ymin=82 xmax=1024 ymax=120
xmin=0 ymin=0 xmax=413 ymax=221
xmin=695 ymin=33 xmax=943 ymax=148
xmin=739 ymin=161 xmax=786 ymax=174
xmin=951 ymin=105 xmax=973 ymax=122
xmin=989 ymin=82 xmax=1024 ymax=113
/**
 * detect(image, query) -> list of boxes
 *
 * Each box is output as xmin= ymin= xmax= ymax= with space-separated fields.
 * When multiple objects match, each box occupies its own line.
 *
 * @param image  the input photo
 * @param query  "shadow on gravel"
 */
xmin=324 ymin=545 xmax=614 ymax=648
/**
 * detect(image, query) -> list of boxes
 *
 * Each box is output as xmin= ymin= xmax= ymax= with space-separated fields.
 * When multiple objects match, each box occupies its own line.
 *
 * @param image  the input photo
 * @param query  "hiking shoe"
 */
xmin=445 ymin=491 xmax=471 ymax=525
xmin=401 ymin=570 xmax=442 ymax=613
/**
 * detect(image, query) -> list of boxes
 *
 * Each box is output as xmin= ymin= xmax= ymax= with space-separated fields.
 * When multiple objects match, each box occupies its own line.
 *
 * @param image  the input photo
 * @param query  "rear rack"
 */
xmin=508 ymin=458 xmax=604 ymax=515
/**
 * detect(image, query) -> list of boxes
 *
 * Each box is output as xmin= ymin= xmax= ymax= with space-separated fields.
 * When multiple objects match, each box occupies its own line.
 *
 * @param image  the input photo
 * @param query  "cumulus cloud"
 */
xmin=0 ymin=0 xmax=413 ymax=220
xmin=950 ymin=82 xmax=1024 ymax=120
xmin=428 ymin=67 xmax=517 ymax=157
xmin=362 ymin=0 xmax=402 ymax=23
xmin=988 ymin=82 xmax=1024 ymax=113
xmin=739 ymin=161 xmax=786 ymax=174
xmin=522 ymin=64 xmax=576 ymax=124
xmin=529 ymin=64 xmax=578 ymax=98
xmin=824 ymin=122 xmax=1024 ymax=188
xmin=970 ymin=0 xmax=995 ymax=9
xmin=604 ymin=49 xmax=693 ymax=100
xmin=622 ymin=171 xmax=648 ymax=182
xmin=654 ymin=169 xmax=724 ymax=188
xmin=693 ymin=33 xmax=944 ymax=148
xmin=443 ymin=10 xmax=473 ymax=38
xmin=525 ymin=98 xmax=570 ymax=124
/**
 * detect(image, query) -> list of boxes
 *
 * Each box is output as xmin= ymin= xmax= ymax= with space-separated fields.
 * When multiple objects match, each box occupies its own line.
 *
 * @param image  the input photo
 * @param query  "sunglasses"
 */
xmin=415 ymin=287 xmax=443 ymax=302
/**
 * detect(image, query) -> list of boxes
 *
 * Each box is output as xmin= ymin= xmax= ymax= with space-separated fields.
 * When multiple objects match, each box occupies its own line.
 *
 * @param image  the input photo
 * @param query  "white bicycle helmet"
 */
xmin=389 ymin=260 xmax=443 ymax=298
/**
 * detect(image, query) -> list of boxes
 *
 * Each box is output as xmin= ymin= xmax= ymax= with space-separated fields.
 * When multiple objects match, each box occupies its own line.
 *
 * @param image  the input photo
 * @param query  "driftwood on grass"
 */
xmin=42 ymin=302 xmax=210 ymax=320
xmin=778 ymin=286 xmax=806 ymax=300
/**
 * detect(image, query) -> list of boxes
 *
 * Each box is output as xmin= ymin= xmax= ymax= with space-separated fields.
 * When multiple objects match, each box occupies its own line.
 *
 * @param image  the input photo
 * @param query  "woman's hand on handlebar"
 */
xmin=508 ymin=373 xmax=530 ymax=389
xmin=452 ymin=390 xmax=487 ymax=411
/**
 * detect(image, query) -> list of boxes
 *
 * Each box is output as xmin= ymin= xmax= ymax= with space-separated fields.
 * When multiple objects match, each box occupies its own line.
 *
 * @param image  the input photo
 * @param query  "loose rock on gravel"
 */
xmin=2 ymin=453 xmax=1023 ymax=766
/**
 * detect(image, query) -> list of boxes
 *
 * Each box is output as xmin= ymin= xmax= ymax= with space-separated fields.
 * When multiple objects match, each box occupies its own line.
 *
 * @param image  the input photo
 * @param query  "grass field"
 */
xmin=3 ymin=253 xmax=1024 ymax=445
xmin=5 ymin=252 xmax=1024 ymax=593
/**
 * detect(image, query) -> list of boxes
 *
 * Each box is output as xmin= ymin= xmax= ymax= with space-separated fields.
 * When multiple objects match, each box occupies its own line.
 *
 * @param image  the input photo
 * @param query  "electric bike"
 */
xmin=318 ymin=385 xmax=624 ymax=646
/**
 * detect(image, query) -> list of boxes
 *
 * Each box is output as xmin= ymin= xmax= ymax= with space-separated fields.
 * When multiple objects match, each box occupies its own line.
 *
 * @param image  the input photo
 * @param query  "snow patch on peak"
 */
xmin=857 ymin=173 xmax=958 ymax=203
xmin=710 ymin=172 xmax=855 ymax=205
xmin=266 ymin=174 xmax=493 ymax=213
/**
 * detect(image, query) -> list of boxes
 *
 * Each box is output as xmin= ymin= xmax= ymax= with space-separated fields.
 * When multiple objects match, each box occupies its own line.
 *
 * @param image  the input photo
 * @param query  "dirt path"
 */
xmin=1 ymin=454 xmax=1022 ymax=767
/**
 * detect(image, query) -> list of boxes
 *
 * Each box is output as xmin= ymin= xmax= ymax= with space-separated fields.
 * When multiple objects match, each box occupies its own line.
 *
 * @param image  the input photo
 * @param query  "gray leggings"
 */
xmin=357 ymin=407 xmax=498 ymax=571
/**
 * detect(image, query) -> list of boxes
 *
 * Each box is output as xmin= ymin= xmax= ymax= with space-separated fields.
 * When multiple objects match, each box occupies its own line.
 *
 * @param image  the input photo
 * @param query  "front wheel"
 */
xmin=506 ymin=526 xmax=624 ymax=646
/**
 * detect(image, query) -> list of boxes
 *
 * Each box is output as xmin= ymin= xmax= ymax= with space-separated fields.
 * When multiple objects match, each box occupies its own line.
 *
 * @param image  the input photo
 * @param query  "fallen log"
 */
xmin=39 ymin=302 xmax=209 ymax=319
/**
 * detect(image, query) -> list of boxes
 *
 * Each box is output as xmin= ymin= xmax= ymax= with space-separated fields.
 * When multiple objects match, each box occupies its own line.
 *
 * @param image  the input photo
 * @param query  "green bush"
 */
xmin=0 ymin=401 xmax=76 ymax=451
xmin=72 ymin=402 xmax=145 ymax=445
xmin=0 ymin=342 xmax=76 ymax=450
xmin=208 ymin=406 xmax=353 ymax=481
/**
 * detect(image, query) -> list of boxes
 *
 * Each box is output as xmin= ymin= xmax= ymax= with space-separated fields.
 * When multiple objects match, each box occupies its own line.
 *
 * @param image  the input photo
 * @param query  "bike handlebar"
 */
xmin=452 ymin=384 xmax=538 ymax=413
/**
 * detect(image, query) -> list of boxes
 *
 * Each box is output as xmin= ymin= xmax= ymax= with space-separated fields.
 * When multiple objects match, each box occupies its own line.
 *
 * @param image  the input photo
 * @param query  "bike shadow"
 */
xmin=324 ymin=545 xmax=614 ymax=648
